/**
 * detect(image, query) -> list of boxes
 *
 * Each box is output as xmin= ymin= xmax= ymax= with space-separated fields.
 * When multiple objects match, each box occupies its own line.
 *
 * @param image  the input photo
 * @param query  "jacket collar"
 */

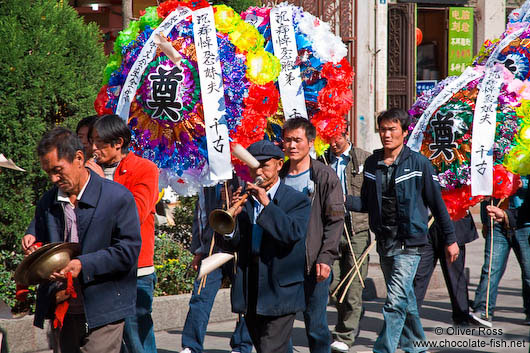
xmin=77 ymin=169 xmax=102 ymax=208
xmin=372 ymin=144 xmax=411 ymax=166
xmin=280 ymin=157 xmax=317 ymax=182
xmin=114 ymin=151 xmax=135 ymax=178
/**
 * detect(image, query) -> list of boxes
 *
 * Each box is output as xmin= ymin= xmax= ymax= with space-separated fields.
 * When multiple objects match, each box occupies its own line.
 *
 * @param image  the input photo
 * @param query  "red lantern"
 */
xmin=416 ymin=27 xmax=423 ymax=46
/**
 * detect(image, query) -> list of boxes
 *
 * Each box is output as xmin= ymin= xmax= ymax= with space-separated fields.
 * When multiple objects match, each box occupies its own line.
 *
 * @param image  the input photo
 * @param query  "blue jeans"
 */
xmin=374 ymin=253 xmax=426 ymax=353
xmin=181 ymin=265 xmax=252 ymax=353
xmin=123 ymin=272 xmax=157 ymax=353
xmin=473 ymin=224 xmax=530 ymax=317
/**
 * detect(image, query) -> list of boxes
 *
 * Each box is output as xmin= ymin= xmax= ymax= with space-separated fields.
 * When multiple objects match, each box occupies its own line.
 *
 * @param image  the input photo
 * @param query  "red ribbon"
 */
xmin=15 ymin=242 xmax=43 ymax=302
xmin=53 ymin=272 xmax=77 ymax=329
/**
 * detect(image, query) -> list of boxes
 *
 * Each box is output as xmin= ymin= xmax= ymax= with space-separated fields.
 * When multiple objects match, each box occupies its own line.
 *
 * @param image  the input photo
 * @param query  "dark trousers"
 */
xmin=52 ymin=314 xmax=124 ymax=353
xmin=245 ymin=258 xmax=296 ymax=353
xmin=413 ymin=227 xmax=470 ymax=324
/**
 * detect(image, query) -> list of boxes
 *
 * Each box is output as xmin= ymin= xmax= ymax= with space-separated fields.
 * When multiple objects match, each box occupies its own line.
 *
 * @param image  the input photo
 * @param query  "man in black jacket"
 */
xmin=349 ymin=108 xmax=459 ymax=353
xmin=280 ymin=118 xmax=344 ymax=353
xmin=224 ymin=140 xmax=311 ymax=353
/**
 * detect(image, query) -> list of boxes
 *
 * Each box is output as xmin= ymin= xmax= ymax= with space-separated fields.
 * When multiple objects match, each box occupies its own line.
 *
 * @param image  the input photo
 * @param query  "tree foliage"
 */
xmin=0 ymin=0 xmax=105 ymax=281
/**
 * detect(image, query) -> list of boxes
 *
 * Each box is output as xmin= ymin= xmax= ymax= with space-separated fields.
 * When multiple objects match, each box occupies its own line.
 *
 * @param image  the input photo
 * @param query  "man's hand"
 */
xmin=486 ymin=205 xmax=506 ymax=223
xmin=246 ymin=181 xmax=269 ymax=207
xmin=191 ymin=253 xmax=202 ymax=272
xmin=85 ymin=159 xmax=104 ymax=177
xmin=55 ymin=289 xmax=71 ymax=304
xmin=50 ymin=259 xmax=82 ymax=281
xmin=445 ymin=242 xmax=460 ymax=264
xmin=22 ymin=234 xmax=37 ymax=255
xmin=316 ymin=263 xmax=331 ymax=282
xmin=230 ymin=186 xmax=246 ymax=217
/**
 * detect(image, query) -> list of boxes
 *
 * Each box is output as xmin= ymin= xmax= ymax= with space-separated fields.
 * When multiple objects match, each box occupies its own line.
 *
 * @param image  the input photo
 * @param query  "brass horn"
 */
xmin=209 ymin=177 xmax=263 ymax=235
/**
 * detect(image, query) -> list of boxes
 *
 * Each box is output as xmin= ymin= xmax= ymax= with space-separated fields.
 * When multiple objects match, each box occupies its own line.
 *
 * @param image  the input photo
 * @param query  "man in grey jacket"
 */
xmin=280 ymin=118 xmax=344 ymax=353
xmin=326 ymin=132 xmax=371 ymax=352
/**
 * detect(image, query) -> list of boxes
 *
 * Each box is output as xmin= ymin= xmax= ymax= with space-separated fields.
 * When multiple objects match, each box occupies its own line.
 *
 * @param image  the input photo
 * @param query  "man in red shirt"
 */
xmin=90 ymin=114 xmax=159 ymax=353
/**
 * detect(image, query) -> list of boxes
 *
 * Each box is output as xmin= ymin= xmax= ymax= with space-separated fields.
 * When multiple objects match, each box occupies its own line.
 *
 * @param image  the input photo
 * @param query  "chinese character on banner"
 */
xmin=448 ymin=7 xmax=474 ymax=76
xmin=146 ymin=65 xmax=184 ymax=122
xmin=428 ymin=111 xmax=457 ymax=161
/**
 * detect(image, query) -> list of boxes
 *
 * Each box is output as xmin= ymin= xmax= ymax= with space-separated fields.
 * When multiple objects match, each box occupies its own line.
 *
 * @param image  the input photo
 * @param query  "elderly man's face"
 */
xmin=39 ymin=148 xmax=85 ymax=195
xmin=250 ymin=158 xmax=283 ymax=190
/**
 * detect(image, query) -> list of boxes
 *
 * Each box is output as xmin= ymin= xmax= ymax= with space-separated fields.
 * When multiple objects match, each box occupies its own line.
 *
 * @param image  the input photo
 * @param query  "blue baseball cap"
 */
xmin=247 ymin=140 xmax=284 ymax=161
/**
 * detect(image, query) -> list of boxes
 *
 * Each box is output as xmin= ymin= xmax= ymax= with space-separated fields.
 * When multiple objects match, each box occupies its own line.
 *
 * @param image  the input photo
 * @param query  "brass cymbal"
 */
xmin=14 ymin=242 xmax=81 ymax=286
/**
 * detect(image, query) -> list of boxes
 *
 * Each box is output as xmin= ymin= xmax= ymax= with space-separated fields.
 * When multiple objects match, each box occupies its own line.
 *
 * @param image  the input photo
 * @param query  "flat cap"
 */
xmin=247 ymin=140 xmax=284 ymax=161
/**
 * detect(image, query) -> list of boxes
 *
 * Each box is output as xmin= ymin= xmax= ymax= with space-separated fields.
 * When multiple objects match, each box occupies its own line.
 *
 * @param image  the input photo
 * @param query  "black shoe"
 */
xmin=453 ymin=319 xmax=471 ymax=327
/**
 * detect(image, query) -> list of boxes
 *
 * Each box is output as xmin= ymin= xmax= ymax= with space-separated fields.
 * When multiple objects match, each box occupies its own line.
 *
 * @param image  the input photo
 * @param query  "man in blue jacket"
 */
xmin=349 ymin=108 xmax=459 ymax=353
xmin=223 ymin=140 xmax=311 ymax=353
xmin=29 ymin=127 xmax=141 ymax=352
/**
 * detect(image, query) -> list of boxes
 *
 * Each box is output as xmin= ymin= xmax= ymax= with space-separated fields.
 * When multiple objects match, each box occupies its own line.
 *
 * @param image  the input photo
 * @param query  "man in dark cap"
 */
xmin=221 ymin=140 xmax=311 ymax=353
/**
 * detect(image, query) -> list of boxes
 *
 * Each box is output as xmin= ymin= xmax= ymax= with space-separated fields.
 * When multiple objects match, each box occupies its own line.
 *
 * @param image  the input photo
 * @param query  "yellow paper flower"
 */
xmin=314 ymin=136 xmax=330 ymax=157
xmin=504 ymin=144 xmax=530 ymax=174
xmin=229 ymin=21 xmax=265 ymax=53
xmin=213 ymin=4 xmax=241 ymax=33
xmin=517 ymin=99 xmax=530 ymax=122
xmin=246 ymin=49 xmax=281 ymax=85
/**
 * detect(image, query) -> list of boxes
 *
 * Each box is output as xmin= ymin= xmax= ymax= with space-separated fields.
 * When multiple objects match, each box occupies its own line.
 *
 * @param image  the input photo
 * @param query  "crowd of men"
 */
xmin=18 ymin=109 xmax=530 ymax=353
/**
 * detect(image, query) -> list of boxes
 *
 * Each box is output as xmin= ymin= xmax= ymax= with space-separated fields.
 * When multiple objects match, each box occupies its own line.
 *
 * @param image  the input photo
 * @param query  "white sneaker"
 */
xmin=331 ymin=340 xmax=349 ymax=352
xmin=180 ymin=348 xmax=192 ymax=353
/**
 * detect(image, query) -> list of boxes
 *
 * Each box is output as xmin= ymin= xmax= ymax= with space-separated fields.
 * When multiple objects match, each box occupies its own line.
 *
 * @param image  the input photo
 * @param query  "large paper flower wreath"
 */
xmin=95 ymin=1 xmax=281 ymax=195
xmin=408 ymin=65 xmax=527 ymax=219
xmin=241 ymin=3 xmax=354 ymax=155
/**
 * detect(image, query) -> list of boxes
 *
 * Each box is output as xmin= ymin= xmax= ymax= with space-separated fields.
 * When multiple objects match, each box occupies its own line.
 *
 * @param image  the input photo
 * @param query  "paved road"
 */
xmin=154 ymin=229 xmax=530 ymax=353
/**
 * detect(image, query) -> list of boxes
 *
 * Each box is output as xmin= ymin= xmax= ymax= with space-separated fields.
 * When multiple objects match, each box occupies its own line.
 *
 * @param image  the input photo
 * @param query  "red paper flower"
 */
xmin=311 ymin=111 xmax=346 ymax=142
xmin=442 ymin=185 xmax=483 ymax=220
xmin=243 ymin=82 xmax=280 ymax=117
xmin=157 ymin=0 xmax=209 ymax=18
xmin=94 ymin=84 xmax=113 ymax=116
xmin=492 ymin=164 xmax=521 ymax=199
xmin=317 ymin=86 xmax=353 ymax=117
xmin=321 ymin=58 xmax=354 ymax=86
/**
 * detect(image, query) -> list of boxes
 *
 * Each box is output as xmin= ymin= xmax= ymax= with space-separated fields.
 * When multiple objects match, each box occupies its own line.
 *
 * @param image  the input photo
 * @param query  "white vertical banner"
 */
xmin=193 ymin=7 xmax=232 ymax=181
xmin=471 ymin=66 xmax=503 ymax=196
xmin=270 ymin=6 xmax=308 ymax=120
xmin=407 ymin=66 xmax=484 ymax=152
xmin=115 ymin=7 xmax=192 ymax=121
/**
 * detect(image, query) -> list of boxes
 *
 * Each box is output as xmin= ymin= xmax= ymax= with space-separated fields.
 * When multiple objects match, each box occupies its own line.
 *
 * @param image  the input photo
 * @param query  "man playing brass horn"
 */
xmin=220 ymin=140 xmax=311 ymax=353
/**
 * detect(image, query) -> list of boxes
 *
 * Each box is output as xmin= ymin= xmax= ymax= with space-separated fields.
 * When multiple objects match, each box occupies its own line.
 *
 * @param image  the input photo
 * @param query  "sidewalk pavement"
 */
xmin=153 ymin=229 xmax=529 ymax=353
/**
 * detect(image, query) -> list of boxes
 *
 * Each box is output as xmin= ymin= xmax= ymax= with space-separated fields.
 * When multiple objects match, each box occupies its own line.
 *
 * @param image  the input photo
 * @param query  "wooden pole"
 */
xmin=332 ymin=240 xmax=376 ymax=299
xmin=321 ymin=154 xmax=365 ymax=288
xmin=485 ymin=199 xmax=494 ymax=319
xmin=198 ymin=231 xmax=216 ymax=295
xmin=338 ymin=240 xmax=376 ymax=303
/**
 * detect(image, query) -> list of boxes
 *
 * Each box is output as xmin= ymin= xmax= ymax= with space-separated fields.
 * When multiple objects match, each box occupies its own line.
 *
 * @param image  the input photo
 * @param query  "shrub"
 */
xmin=0 ymin=0 xmax=105 ymax=308
xmin=154 ymin=232 xmax=195 ymax=296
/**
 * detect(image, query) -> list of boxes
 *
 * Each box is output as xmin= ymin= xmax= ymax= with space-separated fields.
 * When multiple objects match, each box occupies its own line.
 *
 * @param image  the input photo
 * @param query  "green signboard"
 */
xmin=448 ymin=7 xmax=474 ymax=76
